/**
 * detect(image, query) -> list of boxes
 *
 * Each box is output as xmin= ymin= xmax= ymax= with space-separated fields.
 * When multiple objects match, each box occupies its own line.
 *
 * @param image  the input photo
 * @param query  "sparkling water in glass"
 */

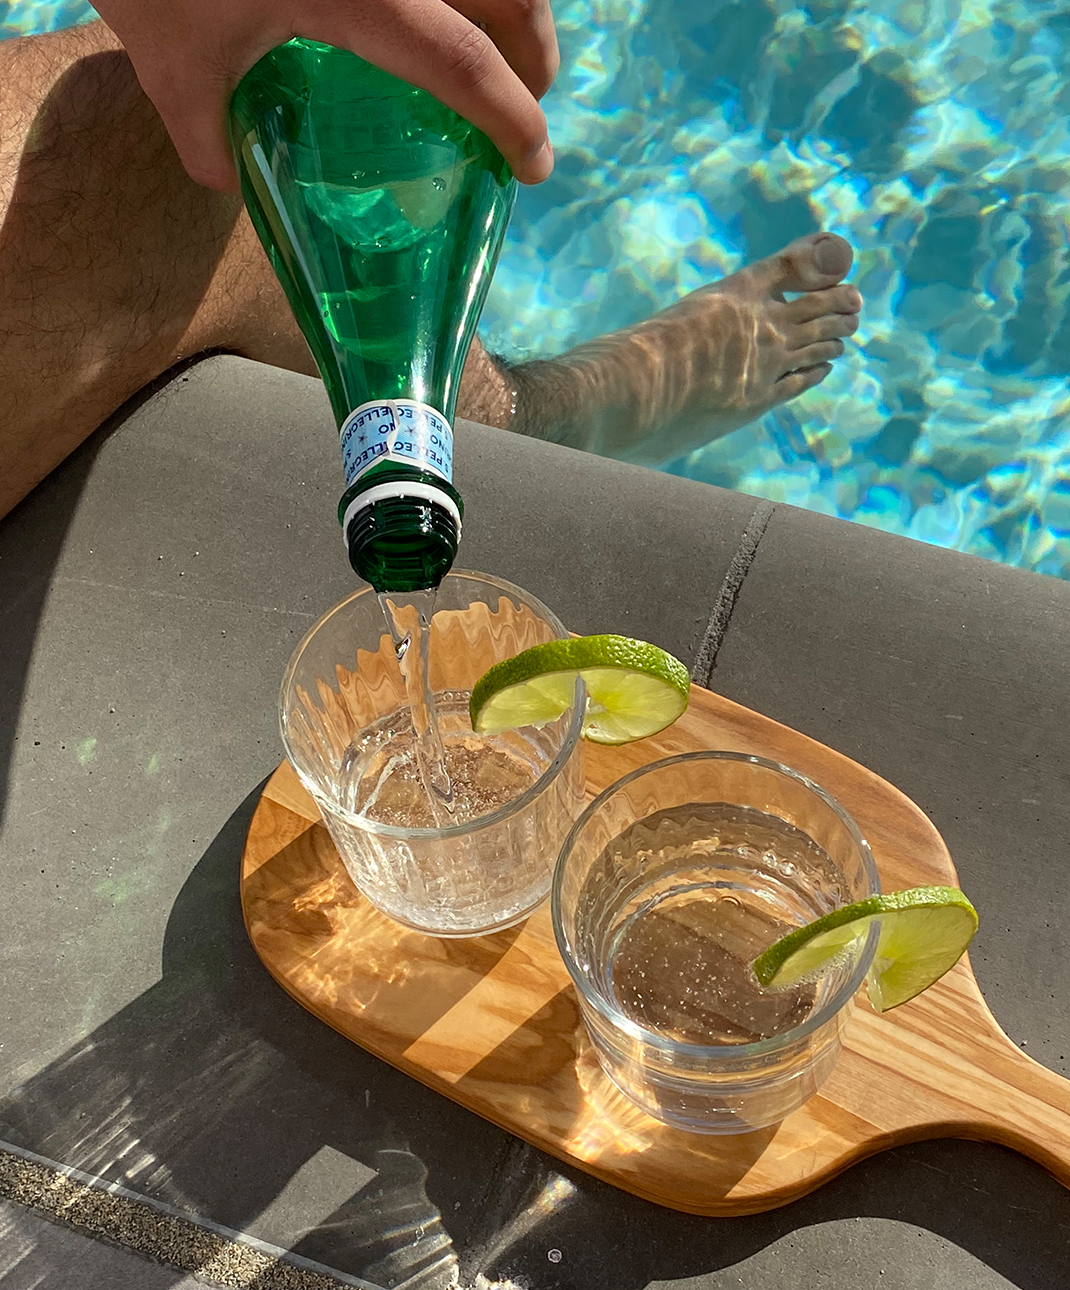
xmin=553 ymin=752 xmax=879 ymax=1133
xmin=281 ymin=571 xmax=585 ymax=936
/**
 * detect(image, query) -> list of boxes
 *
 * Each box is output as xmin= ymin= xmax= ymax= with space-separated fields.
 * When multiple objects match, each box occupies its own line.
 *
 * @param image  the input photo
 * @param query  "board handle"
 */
xmin=950 ymin=1029 xmax=1070 ymax=1186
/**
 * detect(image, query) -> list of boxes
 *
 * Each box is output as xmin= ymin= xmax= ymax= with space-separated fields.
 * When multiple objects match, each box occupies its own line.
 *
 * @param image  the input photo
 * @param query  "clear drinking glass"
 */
xmin=552 ymin=751 xmax=879 ymax=1133
xmin=281 ymin=571 xmax=585 ymax=936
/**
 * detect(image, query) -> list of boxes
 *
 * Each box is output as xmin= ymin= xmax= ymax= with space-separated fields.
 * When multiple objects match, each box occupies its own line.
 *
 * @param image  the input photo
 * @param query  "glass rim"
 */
xmin=278 ymin=569 xmax=586 ymax=839
xmin=550 ymin=749 xmax=881 ymax=1060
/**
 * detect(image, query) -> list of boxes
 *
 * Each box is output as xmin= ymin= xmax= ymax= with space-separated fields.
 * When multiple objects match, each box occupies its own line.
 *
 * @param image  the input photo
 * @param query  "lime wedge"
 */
xmin=469 ymin=634 xmax=690 ymax=745
xmin=752 ymin=885 xmax=978 ymax=1013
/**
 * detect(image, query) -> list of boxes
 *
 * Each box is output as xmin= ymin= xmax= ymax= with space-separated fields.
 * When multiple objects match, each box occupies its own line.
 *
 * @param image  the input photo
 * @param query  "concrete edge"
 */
xmin=0 ymin=1139 xmax=380 ymax=1290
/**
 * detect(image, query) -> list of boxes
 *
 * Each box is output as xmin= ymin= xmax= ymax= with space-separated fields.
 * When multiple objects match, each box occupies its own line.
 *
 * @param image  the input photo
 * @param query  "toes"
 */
xmin=788 ymin=313 xmax=859 ymax=350
xmin=787 ymin=339 xmax=845 ymax=369
xmin=783 ymin=283 xmax=862 ymax=324
xmin=757 ymin=232 xmax=854 ymax=294
xmin=809 ymin=233 xmax=853 ymax=279
xmin=775 ymin=361 xmax=834 ymax=402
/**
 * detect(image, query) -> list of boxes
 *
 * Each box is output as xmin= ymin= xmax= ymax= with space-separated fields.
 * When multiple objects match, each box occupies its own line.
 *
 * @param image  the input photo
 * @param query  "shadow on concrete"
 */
xmin=478 ymin=1137 xmax=1070 ymax=1289
xmin=0 ymin=37 xmax=240 ymax=838
xmin=0 ymin=788 xmax=1065 ymax=1289
xmin=0 ymin=445 xmax=100 ymax=836
xmin=0 ymin=355 xmax=220 ymax=836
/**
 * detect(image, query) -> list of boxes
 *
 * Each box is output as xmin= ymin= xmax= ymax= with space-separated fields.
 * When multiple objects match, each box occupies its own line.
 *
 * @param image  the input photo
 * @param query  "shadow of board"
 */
xmin=0 ymin=788 xmax=1065 ymax=1289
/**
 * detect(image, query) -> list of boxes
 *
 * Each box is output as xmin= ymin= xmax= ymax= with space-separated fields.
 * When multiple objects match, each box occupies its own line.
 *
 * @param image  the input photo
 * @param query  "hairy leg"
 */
xmin=0 ymin=23 xmax=328 ymax=520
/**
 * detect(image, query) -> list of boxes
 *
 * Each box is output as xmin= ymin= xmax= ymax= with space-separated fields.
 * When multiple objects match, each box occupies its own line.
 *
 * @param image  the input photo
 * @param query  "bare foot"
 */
xmin=511 ymin=232 xmax=862 ymax=463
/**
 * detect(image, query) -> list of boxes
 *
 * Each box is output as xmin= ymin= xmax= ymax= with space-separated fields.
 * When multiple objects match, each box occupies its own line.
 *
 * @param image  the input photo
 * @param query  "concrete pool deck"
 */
xmin=0 ymin=355 xmax=1067 ymax=1289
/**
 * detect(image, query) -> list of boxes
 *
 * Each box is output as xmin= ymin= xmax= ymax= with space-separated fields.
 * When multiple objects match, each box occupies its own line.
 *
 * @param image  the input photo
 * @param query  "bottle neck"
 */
xmin=339 ymin=477 xmax=462 ymax=540
xmin=335 ymin=397 xmax=463 ymax=592
xmin=339 ymin=464 xmax=464 ymax=593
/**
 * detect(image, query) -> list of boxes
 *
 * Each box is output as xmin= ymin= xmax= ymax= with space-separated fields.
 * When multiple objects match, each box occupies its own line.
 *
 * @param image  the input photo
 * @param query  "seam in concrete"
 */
xmin=691 ymin=499 xmax=776 ymax=687
xmin=0 ymin=1139 xmax=381 ymax=1290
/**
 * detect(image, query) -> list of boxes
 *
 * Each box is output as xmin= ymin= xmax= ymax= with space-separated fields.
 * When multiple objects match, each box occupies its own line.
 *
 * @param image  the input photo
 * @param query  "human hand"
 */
xmin=91 ymin=0 xmax=558 ymax=192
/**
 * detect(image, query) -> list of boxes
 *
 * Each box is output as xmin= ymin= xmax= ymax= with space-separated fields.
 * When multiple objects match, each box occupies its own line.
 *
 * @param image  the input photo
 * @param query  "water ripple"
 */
xmin=480 ymin=0 xmax=1070 ymax=577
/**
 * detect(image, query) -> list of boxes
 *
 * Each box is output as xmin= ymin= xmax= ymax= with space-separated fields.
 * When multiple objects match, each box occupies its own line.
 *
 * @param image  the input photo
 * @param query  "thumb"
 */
xmin=135 ymin=56 xmax=244 ymax=192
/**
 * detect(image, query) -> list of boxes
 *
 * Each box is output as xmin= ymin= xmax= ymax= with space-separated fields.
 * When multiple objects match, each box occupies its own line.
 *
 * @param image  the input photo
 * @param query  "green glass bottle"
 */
xmin=229 ymin=39 xmax=516 ymax=592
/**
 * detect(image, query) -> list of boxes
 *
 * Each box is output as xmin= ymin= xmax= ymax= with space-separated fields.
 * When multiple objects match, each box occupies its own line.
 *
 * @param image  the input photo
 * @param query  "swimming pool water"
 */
xmin=6 ymin=0 xmax=1070 ymax=577
xmin=1 ymin=0 xmax=91 ymax=35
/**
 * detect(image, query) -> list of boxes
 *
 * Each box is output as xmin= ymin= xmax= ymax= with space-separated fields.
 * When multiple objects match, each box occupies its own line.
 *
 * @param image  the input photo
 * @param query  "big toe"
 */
xmin=762 ymin=232 xmax=854 ymax=293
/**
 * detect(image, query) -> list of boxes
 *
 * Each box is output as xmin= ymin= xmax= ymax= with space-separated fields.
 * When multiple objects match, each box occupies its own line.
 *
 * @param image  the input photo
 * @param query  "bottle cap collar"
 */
xmin=340 ymin=480 xmax=463 ymax=547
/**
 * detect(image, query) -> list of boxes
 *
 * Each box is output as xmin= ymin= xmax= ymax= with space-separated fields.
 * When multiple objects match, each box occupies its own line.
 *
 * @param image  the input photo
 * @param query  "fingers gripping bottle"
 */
xmin=229 ymin=39 xmax=516 ymax=592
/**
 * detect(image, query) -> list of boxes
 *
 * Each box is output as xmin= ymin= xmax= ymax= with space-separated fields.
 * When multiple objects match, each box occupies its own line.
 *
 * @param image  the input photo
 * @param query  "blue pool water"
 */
xmin=5 ymin=0 xmax=1070 ymax=576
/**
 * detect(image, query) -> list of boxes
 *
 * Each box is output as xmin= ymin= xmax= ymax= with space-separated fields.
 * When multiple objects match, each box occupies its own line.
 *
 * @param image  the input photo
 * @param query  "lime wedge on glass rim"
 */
xmin=752 ymin=885 xmax=979 ymax=1012
xmin=469 ymin=634 xmax=690 ymax=745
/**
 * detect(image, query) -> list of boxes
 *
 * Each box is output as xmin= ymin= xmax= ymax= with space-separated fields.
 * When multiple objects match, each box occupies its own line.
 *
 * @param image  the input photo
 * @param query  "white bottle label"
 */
xmin=339 ymin=399 xmax=453 ymax=488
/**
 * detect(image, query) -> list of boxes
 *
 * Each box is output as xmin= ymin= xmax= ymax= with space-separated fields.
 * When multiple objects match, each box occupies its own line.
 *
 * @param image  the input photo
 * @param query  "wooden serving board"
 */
xmin=240 ymin=685 xmax=1070 ymax=1216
